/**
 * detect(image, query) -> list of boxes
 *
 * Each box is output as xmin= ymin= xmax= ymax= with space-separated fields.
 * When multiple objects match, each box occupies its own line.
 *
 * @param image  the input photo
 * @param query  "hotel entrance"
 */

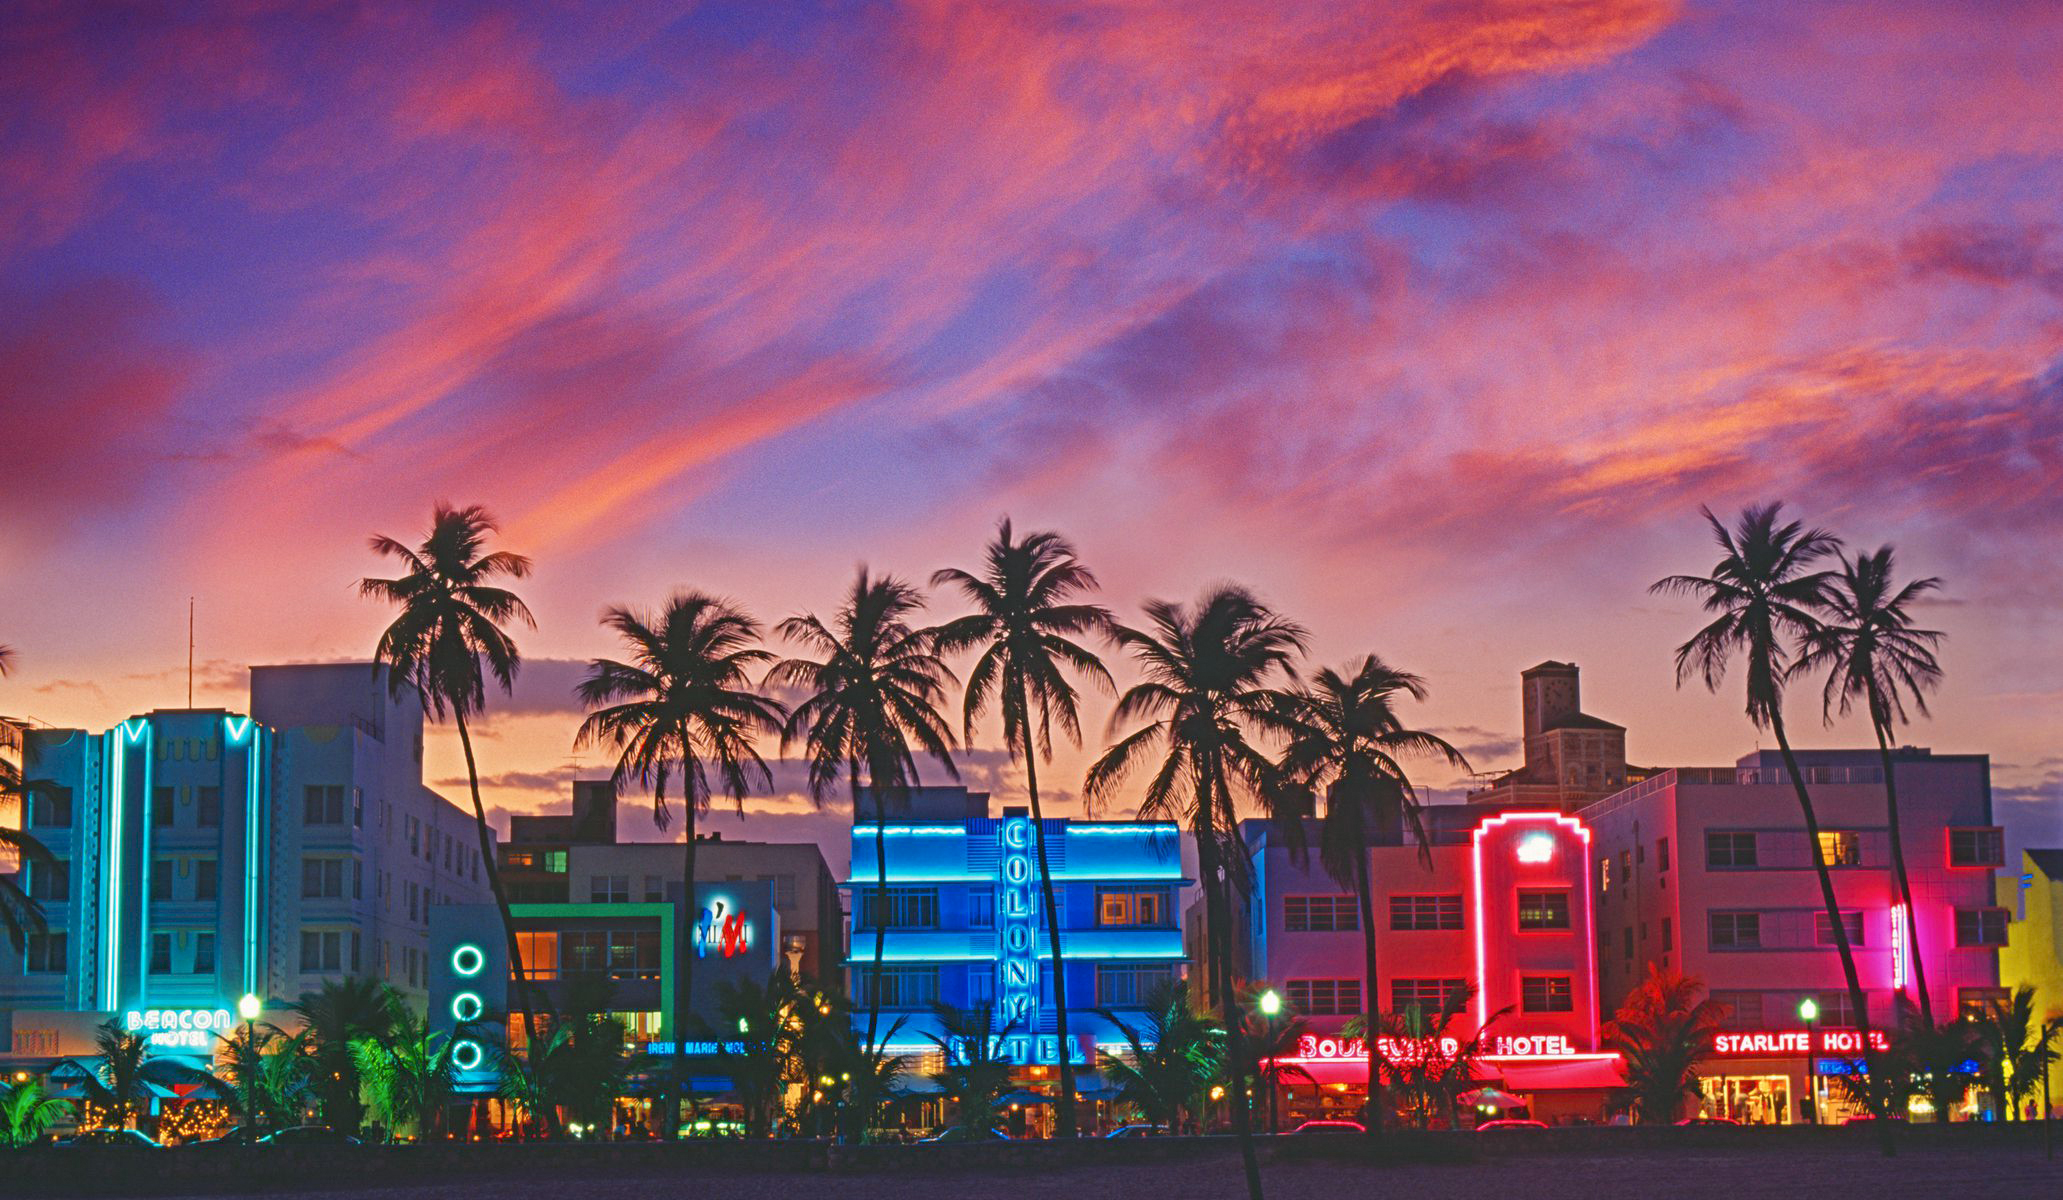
xmin=1699 ymin=1074 xmax=1791 ymax=1125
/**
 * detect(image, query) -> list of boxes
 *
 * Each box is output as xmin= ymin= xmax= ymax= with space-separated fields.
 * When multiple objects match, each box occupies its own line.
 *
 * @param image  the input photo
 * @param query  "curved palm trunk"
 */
xmin=1019 ymin=692 xmax=1080 ymax=1137
xmin=674 ymin=743 xmax=700 ymax=1140
xmin=1354 ymin=851 xmax=1383 ymax=1138
xmin=1871 ymin=706 xmax=1932 ymax=1027
xmin=857 ymin=756 xmax=887 ymax=1103
xmin=1197 ymin=811 xmax=1264 ymax=1200
xmin=1771 ymin=716 xmax=1888 ymax=1150
xmin=453 ymin=711 xmax=556 ymax=1137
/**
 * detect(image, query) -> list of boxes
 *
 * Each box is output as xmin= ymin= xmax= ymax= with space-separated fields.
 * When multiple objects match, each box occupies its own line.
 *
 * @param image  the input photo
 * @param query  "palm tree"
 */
xmin=352 ymin=999 xmax=455 ymax=1141
xmin=930 ymin=519 xmax=1115 ymax=1136
xmin=712 ymin=973 xmax=798 ymax=1138
xmin=923 ymin=1002 xmax=1024 ymax=1140
xmin=90 ymin=1021 xmax=150 ymax=1130
xmin=214 ymin=1021 xmax=271 ymax=1134
xmin=0 ymin=1077 xmax=69 ymax=1149
xmin=1095 ymin=979 xmax=1222 ymax=1133
xmin=1650 ymin=503 xmax=1880 ymax=1100
xmin=1272 ymin=656 xmax=1467 ymax=1136
xmin=771 ymin=570 xmax=957 ymax=1064
xmin=576 ymin=591 xmax=787 ymax=1136
xmin=824 ymin=1015 xmax=914 ymax=1142
xmin=360 ymin=503 xmax=542 ymax=1045
xmin=1603 ymin=965 xmax=1732 ymax=1123
xmin=1086 ymin=584 xmax=1304 ymax=1200
xmin=1358 ymin=984 xmax=1501 ymax=1129
xmin=1968 ymin=986 xmax=2056 ymax=1121
xmin=1797 ymin=545 xmax=1946 ymax=1025
xmin=1241 ymin=998 xmax=1315 ymax=1134
xmin=289 ymin=976 xmax=396 ymax=1135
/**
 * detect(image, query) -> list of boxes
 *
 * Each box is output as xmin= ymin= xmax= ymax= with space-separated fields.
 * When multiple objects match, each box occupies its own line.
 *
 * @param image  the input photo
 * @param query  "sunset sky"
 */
xmin=3 ymin=1 xmax=2059 ymax=875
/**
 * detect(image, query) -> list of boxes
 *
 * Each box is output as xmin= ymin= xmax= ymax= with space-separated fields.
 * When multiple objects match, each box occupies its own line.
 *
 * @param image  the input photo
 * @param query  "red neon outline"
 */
xmin=1470 ymin=812 xmax=1596 ymax=1045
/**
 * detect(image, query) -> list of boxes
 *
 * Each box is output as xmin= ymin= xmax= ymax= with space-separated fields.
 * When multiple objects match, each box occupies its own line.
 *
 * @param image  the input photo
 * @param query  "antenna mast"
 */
xmin=187 ymin=596 xmax=195 ymax=708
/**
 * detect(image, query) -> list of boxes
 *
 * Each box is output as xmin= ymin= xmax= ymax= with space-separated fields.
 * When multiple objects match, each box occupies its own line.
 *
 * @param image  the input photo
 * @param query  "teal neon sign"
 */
xmin=450 ymin=992 xmax=484 ymax=1022
xmin=998 ymin=816 xmax=1038 ymax=1030
xmin=451 ymin=944 xmax=485 ymax=977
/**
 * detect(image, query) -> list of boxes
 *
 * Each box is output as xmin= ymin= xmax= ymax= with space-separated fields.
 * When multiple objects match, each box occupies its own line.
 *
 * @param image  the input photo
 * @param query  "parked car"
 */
xmin=1289 ymin=1119 xmax=1365 ymax=1134
xmin=1475 ymin=1119 xmax=1549 ymax=1131
xmin=257 ymin=1125 xmax=362 ymax=1146
xmin=57 ymin=1129 xmax=162 ymax=1149
xmin=182 ymin=1125 xmax=263 ymax=1149
xmin=1842 ymin=1114 xmax=1906 ymax=1126
xmin=1104 ymin=1124 xmax=1169 ymax=1138
xmin=1675 ymin=1117 xmax=1742 ymax=1126
xmin=917 ymin=1127 xmax=1009 ymax=1143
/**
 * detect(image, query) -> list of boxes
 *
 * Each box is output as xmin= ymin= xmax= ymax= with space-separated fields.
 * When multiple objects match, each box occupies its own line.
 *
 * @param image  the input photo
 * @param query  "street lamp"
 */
xmin=1258 ymin=989 xmax=1282 ymax=1018
xmin=237 ymin=993 xmax=263 ymax=1135
xmin=1798 ymin=997 xmax=1820 ymax=1126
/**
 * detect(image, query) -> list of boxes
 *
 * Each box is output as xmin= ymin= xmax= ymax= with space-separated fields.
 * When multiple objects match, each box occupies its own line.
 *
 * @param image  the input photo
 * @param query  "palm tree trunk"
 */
xmin=1770 ymin=715 xmax=1887 ymax=1149
xmin=1355 ymin=851 xmax=1383 ymax=1138
xmin=453 ymin=710 xmax=556 ymax=1137
xmin=858 ymin=755 xmax=886 ymax=1093
xmin=1019 ymin=687 xmax=1079 ymax=1138
xmin=675 ymin=733 xmax=700 ymax=1141
xmin=1871 ymin=706 xmax=1931 ymax=1027
xmin=1198 ymin=807 xmax=1264 ymax=1200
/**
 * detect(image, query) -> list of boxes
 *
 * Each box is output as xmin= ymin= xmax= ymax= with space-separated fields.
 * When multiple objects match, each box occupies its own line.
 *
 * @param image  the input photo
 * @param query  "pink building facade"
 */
xmin=1581 ymin=747 xmax=2003 ymax=1123
xmin=1239 ymin=807 xmax=1620 ymax=1125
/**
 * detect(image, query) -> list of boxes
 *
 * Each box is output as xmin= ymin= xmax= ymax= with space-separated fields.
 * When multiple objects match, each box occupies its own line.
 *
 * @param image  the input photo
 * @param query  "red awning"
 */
xmin=1488 ymin=1057 xmax=1626 ymax=1092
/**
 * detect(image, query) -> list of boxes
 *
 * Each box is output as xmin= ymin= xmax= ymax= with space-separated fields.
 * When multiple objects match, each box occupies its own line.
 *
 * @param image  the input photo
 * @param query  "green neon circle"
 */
xmin=451 ymin=1039 xmax=484 ymax=1072
xmin=450 ymin=991 xmax=485 ymax=1023
xmin=451 ymin=944 xmax=485 ymax=978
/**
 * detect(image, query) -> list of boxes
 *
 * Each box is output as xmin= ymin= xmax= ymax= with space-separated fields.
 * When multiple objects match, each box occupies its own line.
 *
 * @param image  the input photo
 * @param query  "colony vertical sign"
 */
xmin=998 ymin=817 xmax=1038 ymax=1030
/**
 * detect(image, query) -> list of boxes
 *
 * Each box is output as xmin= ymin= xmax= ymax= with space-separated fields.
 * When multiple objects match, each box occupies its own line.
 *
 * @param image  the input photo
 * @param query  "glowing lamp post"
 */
xmin=1258 ymin=990 xmax=1282 ymax=1018
xmin=1798 ymin=997 xmax=1819 ymax=1125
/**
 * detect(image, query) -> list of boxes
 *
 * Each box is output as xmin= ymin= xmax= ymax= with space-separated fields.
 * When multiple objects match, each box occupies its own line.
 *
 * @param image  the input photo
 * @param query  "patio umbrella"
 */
xmin=1458 ymin=1086 xmax=1526 ymax=1112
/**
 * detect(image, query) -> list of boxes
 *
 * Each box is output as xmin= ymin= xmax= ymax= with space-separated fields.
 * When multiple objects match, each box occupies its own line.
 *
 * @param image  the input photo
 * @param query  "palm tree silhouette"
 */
xmin=1650 ymin=503 xmax=1879 ymax=1113
xmin=771 ymin=569 xmax=957 ymax=1066
xmin=1797 ymin=545 xmax=1945 ymax=1025
xmin=575 ymin=591 xmax=787 ymax=1136
xmin=1603 ymin=964 xmax=1732 ymax=1123
xmin=1086 ymin=584 xmax=1304 ymax=1200
xmin=1273 ymin=656 xmax=1467 ymax=1136
xmin=359 ymin=503 xmax=543 ymax=1051
xmin=930 ymin=520 xmax=1114 ymax=1136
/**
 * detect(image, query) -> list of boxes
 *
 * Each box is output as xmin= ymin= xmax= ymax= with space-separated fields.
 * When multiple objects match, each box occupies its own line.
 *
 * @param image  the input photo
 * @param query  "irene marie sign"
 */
xmin=1712 ymin=1029 xmax=1892 ymax=1056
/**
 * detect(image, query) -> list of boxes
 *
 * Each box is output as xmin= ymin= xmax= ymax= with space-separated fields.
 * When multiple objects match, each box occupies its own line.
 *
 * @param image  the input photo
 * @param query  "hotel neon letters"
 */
xmin=998 ymin=818 xmax=1039 ymax=1031
xmin=1712 ymin=1029 xmax=1891 ymax=1056
xmin=124 ymin=1007 xmax=235 ymax=1049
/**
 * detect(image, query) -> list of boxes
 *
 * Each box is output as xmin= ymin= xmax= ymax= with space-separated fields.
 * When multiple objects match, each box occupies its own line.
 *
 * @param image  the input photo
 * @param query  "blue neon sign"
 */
xmin=998 ymin=817 xmax=1038 ymax=1030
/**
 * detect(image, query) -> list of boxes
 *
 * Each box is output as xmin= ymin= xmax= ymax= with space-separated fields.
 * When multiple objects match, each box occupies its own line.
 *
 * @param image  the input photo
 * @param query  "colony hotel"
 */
xmin=0 ymin=664 xmax=491 ymax=1061
xmin=844 ymin=787 xmax=1188 ymax=1110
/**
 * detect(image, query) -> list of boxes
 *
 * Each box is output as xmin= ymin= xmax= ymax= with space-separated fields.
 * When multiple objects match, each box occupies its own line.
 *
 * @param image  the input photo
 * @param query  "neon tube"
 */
xmin=1889 ymin=902 xmax=1908 ymax=993
xmin=1469 ymin=811 xmax=1595 ymax=1040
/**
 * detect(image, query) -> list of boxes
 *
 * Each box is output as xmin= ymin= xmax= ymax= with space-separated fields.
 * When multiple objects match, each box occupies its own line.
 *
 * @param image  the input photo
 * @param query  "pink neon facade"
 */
xmin=1582 ymin=747 xmax=2002 ymax=1123
xmin=1238 ymin=807 xmax=1616 ymax=1124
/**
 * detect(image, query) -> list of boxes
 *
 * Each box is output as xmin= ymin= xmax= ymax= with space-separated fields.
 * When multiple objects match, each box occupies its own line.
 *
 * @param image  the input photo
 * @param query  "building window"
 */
xmin=1813 ymin=991 xmax=1860 ymax=1027
xmin=1816 ymin=831 xmax=1862 ymax=867
xmin=149 ymin=932 xmax=173 ymax=974
xmin=1657 ymin=837 xmax=1670 ymax=872
xmin=1813 ymin=910 xmax=1865 ymax=947
xmin=590 ymin=875 xmax=630 ymax=904
xmin=1517 ymin=890 xmax=1571 ymax=930
xmin=1100 ymin=888 xmax=1172 ymax=928
xmin=1389 ymin=894 xmax=1463 ymax=931
xmin=1709 ymin=990 xmax=1763 ymax=1028
xmin=300 ymin=930 xmax=342 ymax=973
xmin=860 ymin=887 xmax=940 ymax=930
xmin=24 ymin=932 xmax=66 ymax=973
xmin=1958 ymin=988 xmax=2011 ymax=1019
xmin=407 ymin=816 xmax=420 ymax=855
xmin=514 ymin=931 xmax=559 ymax=979
xmin=856 ymin=966 xmax=939 ymax=1008
xmin=1661 ymin=917 xmax=1673 ymax=953
xmin=193 ymin=933 xmax=215 ymax=974
xmin=196 ymin=786 xmax=223 ymax=828
xmin=301 ymin=857 xmax=345 ymax=899
xmin=1948 ymin=828 xmax=2005 ymax=868
xmin=1955 ymin=908 xmax=2009 ymax=947
xmin=195 ymin=859 xmax=218 ymax=902
xmin=353 ymin=861 xmax=364 ymax=900
xmin=1283 ymin=895 xmax=1358 ymax=932
xmin=1709 ymin=911 xmax=1762 ymax=949
xmin=353 ymin=788 xmax=364 ymax=828
xmin=150 ymin=860 xmax=175 ymax=900
xmin=30 ymin=787 xmax=72 ymax=829
xmin=153 ymin=787 xmax=177 ymax=828
xmin=1599 ymin=856 xmax=1611 ymax=893
xmin=1096 ymin=964 xmax=1177 ymax=1006
xmin=1390 ymin=978 xmax=1465 ymax=1013
xmin=967 ymin=965 xmax=995 ymax=1007
xmin=967 ymin=888 xmax=995 ymax=930
xmin=1521 ymin=975 xmax=1574 ymax=1013
xmin=1706 ymin=832 xmax=1758 ymax=868
xmin=27 ymin=859 xmax=68 ymax=904
xmin=304 ymin=785 xmax=346 ymax=826
xmin=643 ymin=875 xmax=665 ymax=903
xmin=1623 ymin=925 xmax=1633 ymax=960
xmin=1286 ymin=979 xmax=1362 ymax=1016
xmin=544 ymin=850 xmax=567 ymax=874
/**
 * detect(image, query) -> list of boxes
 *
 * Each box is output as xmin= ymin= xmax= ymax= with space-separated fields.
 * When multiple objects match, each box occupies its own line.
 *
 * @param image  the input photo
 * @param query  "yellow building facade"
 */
xmin=1998 ymin=849 xmax=2063 ymax=1111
